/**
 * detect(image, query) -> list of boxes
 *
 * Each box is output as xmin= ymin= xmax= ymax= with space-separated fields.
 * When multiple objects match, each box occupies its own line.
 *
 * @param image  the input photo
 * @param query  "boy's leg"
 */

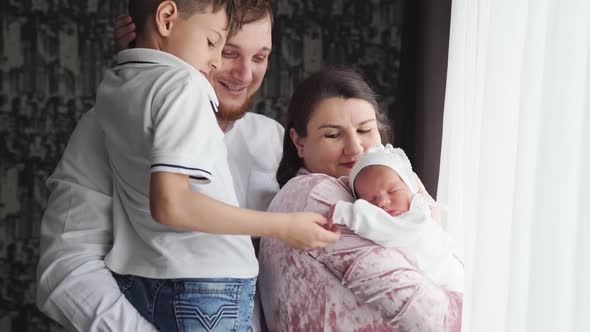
xmin=173 ymin=277 xmax=257 ymax=332
xmin=112 ymin=272 xmax=175 ymax=330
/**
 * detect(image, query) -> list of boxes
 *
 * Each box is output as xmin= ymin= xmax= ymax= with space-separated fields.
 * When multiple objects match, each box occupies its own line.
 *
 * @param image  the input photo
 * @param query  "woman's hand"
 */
xmin=278 ymin=212 xmax=341 ymax=250
xmin=414 ymin=172 xmax=442 ymax=222
xmin=326 ymin=204 xmax=336 ymax=229
xmin=114 ymin=15 xmax=136 ymax=52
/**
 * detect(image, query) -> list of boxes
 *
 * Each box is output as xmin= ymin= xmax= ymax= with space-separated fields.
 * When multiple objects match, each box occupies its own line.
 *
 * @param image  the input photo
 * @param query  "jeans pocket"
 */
xmin=112 ymin=272 xmax=136 ymax=293
xmin=174 ymin=280 xmax=243 ymax=332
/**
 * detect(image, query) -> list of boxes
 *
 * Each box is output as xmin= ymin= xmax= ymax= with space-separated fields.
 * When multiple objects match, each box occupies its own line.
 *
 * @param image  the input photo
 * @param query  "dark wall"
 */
xmin=1 ymin=2 xmax=127 ymax=331
xmin=397 ymin=0 xmax=452 ymax=197
xmin=0 ymin=0 xmax=450 ymax=330
xmin=254 ymin=0 xmax=407 ymax=131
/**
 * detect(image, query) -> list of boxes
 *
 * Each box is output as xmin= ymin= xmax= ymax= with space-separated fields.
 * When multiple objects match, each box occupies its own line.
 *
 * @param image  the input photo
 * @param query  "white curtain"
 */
xmin=438 ymin=0 xmax=590 ymax=331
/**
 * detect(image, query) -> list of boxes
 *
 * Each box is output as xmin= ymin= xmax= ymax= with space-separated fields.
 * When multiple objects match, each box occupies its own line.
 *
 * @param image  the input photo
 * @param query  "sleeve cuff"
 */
xmin=150 ymin=163 xmax=212 ymax=184
xmin=332 ymin=201 xmax=354 ymax=228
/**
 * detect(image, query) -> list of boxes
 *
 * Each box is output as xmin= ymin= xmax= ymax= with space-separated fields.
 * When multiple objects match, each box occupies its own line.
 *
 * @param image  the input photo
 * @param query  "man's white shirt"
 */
xmin=225 ymin=113 xmax=283 ymax=213
xmin=36 ymin=105 xmax=283 ymax=329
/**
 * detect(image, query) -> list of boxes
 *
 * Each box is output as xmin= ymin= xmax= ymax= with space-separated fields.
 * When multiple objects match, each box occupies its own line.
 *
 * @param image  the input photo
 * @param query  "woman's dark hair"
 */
xmin=276 ymin=67 xmax=392 ymax=187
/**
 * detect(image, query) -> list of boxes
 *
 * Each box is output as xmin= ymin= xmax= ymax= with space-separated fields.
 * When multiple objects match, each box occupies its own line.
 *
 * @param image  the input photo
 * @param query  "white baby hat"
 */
xmin=348 ymin=143 xmax=418 ymax=196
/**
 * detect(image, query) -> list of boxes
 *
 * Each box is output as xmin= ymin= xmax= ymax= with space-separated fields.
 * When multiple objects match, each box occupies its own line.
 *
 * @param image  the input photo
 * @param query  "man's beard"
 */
xmin=215 ymin=93 xmax=256 ymax=122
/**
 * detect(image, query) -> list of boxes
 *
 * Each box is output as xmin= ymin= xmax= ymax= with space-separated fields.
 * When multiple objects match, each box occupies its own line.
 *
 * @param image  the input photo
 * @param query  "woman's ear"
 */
xmin=289 ymin=128 xmax=305 ymax=158
xmin=155 ymin=0 xmax=179 ymax=37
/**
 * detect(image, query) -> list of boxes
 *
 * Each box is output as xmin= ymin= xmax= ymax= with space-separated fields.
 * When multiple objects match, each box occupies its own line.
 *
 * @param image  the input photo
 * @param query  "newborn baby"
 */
xmin=330 ymin=143 xmax=463 ymax=292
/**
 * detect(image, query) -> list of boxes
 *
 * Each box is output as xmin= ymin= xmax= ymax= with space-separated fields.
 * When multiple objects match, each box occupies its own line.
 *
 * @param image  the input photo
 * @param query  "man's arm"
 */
xmin=36 ymin=109 xmax=157 ymax=332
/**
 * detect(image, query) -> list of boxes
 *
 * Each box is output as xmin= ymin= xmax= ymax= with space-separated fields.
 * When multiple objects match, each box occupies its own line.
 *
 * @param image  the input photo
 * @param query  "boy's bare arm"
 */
xmin=150 ymin=172 xmax=340 ymax=250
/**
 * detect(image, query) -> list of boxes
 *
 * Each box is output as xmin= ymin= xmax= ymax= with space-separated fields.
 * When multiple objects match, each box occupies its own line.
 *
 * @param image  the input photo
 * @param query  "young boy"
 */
xmin=329 ymin=144 xmax=463 ymax=293
xmin=94 ymin=1 xmax=335 ymax=330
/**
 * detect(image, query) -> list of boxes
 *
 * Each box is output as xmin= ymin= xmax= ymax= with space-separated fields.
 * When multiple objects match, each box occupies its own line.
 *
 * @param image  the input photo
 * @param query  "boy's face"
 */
xmin=354 ymin=165 xmax=412 ymax=216
xmin=165 ymin=6 xmax=228 ymax=76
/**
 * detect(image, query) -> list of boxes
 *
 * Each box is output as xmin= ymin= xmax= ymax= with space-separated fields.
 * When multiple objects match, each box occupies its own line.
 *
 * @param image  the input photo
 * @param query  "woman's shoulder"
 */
xmin=287 ymin=171 xmax=351 ymax=196
xmin=269 ymin=170 xmax=353 ymax=213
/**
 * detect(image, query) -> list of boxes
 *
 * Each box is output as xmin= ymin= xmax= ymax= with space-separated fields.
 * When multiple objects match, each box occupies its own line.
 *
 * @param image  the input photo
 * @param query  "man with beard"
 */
xmin=36 ymin=1 xmax=297 ymax=331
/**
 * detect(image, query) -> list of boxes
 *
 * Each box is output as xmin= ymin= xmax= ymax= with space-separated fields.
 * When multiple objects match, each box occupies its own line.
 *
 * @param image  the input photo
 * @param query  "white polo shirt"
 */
xmin=95 ymin=48 xmax=257 ymax=279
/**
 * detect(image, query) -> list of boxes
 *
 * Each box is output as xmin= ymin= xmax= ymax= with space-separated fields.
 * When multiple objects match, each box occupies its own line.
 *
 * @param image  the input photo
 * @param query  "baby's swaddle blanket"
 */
xmin=332 ymin=194 xmax=464 ymax=293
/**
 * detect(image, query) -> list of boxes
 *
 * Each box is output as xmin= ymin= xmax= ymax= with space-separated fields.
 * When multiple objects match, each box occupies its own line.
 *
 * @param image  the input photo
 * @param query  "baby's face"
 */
xmin=354 ymin=165 xmax=412 ymax=216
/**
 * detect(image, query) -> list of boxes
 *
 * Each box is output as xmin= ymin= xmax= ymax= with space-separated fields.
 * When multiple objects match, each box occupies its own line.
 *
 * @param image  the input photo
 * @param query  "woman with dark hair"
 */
xmin=259 ymin=67 xmax=462 ymax=331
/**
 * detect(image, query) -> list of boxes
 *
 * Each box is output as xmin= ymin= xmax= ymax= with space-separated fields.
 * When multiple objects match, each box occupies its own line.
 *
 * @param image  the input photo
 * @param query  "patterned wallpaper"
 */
xmin=0 ymin=0 xmax=405 ymax=330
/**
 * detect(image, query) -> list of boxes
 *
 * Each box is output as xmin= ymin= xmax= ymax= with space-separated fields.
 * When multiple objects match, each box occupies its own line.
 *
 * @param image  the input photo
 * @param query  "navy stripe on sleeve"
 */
xmin=151 ymin=164 xmax=212 ymax=176
xmin=114 ymin=60 xmax=159 ymax=68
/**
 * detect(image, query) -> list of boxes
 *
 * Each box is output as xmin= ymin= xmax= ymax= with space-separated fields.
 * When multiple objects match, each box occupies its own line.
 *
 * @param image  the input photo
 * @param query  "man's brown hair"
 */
xmin=238 ymin=0 xmax=273 ymax=26
xmin=128 ymin=0 xmax=241 ymax=37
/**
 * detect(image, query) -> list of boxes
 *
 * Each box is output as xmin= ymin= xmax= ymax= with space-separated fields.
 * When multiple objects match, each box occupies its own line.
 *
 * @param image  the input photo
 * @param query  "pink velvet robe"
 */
xmin=258 ymin=169 xmax=462 ymax=332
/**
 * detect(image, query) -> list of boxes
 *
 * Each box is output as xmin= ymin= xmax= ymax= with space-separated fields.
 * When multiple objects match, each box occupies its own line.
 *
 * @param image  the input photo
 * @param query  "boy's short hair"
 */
xmin=129 ymin=0 xmax=241 ymax=38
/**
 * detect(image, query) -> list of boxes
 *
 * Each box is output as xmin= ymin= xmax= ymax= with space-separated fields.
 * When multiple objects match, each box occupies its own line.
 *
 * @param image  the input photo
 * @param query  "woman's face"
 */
xmin=291 ymin=97 xmax=382 ymax=178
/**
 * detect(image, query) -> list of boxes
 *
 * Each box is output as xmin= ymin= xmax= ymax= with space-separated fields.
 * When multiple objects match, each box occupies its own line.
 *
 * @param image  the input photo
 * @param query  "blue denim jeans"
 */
xmin=113 ymin=273 xmax=256 ymax=332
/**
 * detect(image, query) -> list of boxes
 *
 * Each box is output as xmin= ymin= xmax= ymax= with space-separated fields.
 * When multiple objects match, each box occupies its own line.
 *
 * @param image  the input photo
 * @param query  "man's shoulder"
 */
xmin=229 ymin=112 xmax=284 ymax=149
xmin=238 ymin=113 xmax=284 ymax=132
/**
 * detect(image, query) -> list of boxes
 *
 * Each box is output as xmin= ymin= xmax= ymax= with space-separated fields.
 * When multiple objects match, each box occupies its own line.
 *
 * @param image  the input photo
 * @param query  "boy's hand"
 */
xmin=114 ymin=15 xmax=136 ymax=52
xmin=279 ymin=212 xmax=341 ymax=250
